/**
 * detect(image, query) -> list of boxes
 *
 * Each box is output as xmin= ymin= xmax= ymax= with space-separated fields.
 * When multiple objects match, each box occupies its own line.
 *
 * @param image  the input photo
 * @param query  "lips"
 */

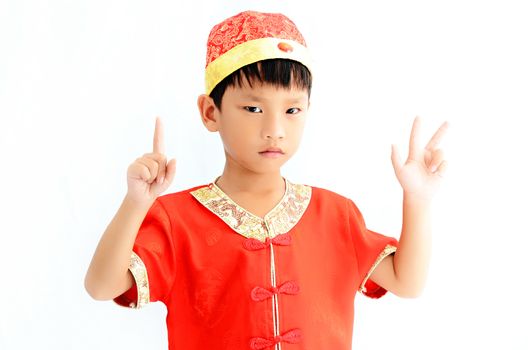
xmin=259 ymin=147 xmax=284 ymax=154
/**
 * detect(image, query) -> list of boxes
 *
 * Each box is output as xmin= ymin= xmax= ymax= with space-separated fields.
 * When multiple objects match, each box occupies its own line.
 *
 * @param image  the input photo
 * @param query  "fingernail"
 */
xmin=159 ymin=176 xmax=164 ymax=183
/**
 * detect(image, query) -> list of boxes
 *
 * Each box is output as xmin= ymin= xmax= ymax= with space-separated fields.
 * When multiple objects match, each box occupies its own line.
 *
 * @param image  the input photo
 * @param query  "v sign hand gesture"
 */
xmin=391 ymin=117 xmax=449 ymax=201
xmin=126 ymin=117 xmax=177 ymax=206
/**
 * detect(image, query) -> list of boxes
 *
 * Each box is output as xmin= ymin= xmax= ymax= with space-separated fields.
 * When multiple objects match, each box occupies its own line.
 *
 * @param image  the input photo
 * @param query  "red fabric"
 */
xmin=250 ymin=328 xmax=302 ymax=349
xmin=251 ymin=280 xmax=300 ymax=302
xmin=243 ymin=233 xmax=292 ymax=250
xmin=345 ymin=199 xmax=399 ymax=299
xmin=113 ymin=200 xmax=176 ymax=306
xmin=362 ymin=279 xmax=388 ymax=299
xmin=206 ymin=11 xmax=307 ymax=68
xmin=114 ymin=184 xmax=398 ymax=349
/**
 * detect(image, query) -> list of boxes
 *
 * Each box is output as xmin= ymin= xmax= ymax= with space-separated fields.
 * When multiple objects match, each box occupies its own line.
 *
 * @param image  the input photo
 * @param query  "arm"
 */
xmin=370 ymin=194 xmax=432 ymax=298
xmin=84 ymin=117 xmax=176 ymax=301
xmin=369 ymin=116 xmax=448 ymax=298
xmin=84 ymin=196 xmax=153 ymax=300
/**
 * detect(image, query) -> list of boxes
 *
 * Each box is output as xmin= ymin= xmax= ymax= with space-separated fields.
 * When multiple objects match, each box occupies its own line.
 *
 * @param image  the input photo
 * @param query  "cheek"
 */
xmin=227 ymin=119 xmax=257 ymax=139
xmin=219 ymin=127 xmax=252 ymax=152
xmin=288 ymin=121 xmax=306 ymax=140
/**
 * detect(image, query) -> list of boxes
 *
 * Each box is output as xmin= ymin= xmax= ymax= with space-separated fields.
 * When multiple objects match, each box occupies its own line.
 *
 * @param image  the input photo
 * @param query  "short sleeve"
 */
xmin=113 ymin=199 xmax=176 ymax=309
xmin=346 ymin=198 xmax=399 ymax=299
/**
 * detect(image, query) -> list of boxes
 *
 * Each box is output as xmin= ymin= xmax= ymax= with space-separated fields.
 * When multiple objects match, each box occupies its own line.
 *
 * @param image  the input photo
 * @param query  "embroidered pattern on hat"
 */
xmin=206 ymin=11 xmax=306 ymax=68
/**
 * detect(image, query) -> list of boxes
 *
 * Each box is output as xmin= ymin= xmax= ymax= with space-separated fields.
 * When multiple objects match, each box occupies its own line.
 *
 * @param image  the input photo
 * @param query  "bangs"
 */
xmin=210 ymin=59 xmax=312 ymax=110
xmin=232 ymin=59 xmax=311 ymax=91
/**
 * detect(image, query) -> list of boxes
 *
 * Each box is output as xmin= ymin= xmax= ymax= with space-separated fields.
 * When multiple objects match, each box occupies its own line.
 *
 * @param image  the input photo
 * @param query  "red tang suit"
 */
xmin=114 ymin=178 xmax=398 ymax=349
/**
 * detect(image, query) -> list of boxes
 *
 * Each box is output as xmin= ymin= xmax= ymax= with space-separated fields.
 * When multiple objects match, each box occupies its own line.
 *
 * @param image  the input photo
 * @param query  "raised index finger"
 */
xmin=153 ymin=116 xmax=165 ymax=154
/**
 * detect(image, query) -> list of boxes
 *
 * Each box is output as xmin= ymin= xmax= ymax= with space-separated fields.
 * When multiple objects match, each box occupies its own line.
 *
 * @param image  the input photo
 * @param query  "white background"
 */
xmin=1 ymin=0 xmax=527 ymax=349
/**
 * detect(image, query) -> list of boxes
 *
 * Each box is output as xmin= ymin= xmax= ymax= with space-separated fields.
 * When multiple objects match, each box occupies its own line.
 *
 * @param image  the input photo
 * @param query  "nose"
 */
xmin=261 ymin=113 xmax=285 ymax=140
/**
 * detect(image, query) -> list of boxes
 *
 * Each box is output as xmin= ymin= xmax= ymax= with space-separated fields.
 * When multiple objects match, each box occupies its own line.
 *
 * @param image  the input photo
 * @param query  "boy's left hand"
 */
xmin=391 ymin=116 xmax=449 ymax=200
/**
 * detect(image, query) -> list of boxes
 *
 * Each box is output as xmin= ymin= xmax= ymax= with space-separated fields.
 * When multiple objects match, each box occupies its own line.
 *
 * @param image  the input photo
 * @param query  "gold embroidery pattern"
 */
xmin=359 ymin=244 xmax=397 ymax=294
xmin=128 ymin=251 xmax=150 ymax=309
xmin=190 ymin=179 xmax=312 ymax=242
xmin=267 ymin=185 xmax=312 ymax=235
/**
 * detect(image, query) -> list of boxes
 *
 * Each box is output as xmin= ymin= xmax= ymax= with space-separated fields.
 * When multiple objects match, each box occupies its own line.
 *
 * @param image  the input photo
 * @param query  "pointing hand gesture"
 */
xmin=126 ymin=117 xmax=176 ymax=205
xmin=391 ymin=117 xmax=449 ymax=200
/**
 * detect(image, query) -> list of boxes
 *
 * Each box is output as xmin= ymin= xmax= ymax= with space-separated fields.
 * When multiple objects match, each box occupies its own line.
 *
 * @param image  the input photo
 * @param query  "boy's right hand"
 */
xmin=126 ymin=116 xmax=176 ymax=206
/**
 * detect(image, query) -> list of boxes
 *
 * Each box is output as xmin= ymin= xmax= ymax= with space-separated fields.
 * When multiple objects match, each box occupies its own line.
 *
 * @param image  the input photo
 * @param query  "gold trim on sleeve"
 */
xmin=128 ymin=251 xmax=150 ymax=309
xmin=359 ymin=244 xmax=397 ymax=294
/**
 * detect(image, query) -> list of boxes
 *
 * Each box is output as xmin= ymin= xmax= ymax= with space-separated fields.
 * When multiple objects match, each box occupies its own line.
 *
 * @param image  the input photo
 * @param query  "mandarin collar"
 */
xmin=190 ymin=177 xmax=312 ymax=242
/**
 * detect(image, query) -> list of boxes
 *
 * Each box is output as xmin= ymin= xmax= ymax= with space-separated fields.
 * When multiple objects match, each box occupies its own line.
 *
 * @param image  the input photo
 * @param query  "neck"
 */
xmin=215 ymin=158 xmax=285 ymax=195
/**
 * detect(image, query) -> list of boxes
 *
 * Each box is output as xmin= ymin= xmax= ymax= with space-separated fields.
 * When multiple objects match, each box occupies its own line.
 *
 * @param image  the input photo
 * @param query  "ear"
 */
xmin=197 ymin=94 xmax=219 ymax=132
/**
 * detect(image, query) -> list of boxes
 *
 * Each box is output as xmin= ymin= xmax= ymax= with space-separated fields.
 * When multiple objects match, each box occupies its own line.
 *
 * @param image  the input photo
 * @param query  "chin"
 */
xmin=251 ymin=161 xmax=288 ymax=174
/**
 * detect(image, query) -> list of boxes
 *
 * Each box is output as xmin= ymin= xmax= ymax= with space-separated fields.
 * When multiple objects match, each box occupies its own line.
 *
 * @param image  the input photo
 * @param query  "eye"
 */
xmin=244 ymin=106 xmax=262 ymax=113
xmin=287 ymin=107 xmax=301 ymax=114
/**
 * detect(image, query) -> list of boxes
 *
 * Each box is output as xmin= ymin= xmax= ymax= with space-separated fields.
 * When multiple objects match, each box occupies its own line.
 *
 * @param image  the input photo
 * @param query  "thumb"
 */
xmin=163 ymin=158 xmax=177 ymax=186
xmin=391 ymin=144 xmax=402 ymax=173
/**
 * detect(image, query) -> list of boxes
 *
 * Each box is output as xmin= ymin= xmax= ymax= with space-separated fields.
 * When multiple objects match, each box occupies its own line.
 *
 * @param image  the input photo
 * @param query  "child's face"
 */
xmin=205 ymin=79 xmax=310 ymax=175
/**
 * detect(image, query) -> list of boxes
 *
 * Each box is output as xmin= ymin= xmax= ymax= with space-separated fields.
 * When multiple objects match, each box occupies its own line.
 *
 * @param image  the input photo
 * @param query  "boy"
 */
xmin=84 ymin=10 xmax=448 ymax=349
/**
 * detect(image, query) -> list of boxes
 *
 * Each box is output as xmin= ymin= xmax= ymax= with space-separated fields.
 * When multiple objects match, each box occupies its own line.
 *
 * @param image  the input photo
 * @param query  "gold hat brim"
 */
xmin=205 ymin=37 xmax=312 ymax=95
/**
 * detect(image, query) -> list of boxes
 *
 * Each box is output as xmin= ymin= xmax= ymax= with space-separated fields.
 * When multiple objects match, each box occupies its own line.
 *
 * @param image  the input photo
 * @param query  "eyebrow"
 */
xmin=241 ymin=94 xmax=306 ymax=103
xmin=242 ymin=94 xmax=264 ymax=102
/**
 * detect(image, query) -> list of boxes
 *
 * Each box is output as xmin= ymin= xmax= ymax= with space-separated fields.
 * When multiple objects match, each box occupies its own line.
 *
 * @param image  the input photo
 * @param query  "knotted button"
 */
xmin=243 ymin=233 xmax=292 ymax=251
xmin=249 ymin=328 xmax=302 ymax=349
xmin=251 ymin=281 xmax=300 ymax=301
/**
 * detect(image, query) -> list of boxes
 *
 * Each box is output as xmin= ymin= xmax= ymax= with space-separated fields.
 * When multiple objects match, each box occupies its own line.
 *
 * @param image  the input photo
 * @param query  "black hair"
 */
xmin=209 ymin=59 xmax=312 ymax=110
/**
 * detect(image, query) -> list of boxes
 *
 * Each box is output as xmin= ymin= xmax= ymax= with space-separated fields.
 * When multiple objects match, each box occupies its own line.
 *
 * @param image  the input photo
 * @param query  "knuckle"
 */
xmin=155 ymin=153 xmax=166 ymax=162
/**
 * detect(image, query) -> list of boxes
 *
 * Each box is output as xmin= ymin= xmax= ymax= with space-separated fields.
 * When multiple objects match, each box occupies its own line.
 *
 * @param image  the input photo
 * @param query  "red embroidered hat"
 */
xmin=204 ymin=10 xmax=313 ymax=95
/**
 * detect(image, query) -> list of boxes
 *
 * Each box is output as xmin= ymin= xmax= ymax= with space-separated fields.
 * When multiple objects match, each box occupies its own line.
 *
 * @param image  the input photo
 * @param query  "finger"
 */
xmin=157 ymin=158 xmax=167 ymax=184
xmin=425 ymin=121 xmax=449 ymax=151
xmin=130 ymin=162 xmax=152 ymax=183
xmin=424 ymin=149 xmax=432 ymax=166
xmin=162 ymin=158 xmax=177 ymax=186
xmin=391 ymin=144 xmax=403 ymax=173
xmin=408 ymin=116 xmax=421 ymax=161
xmin=428 ymin=149 xmax=444 ymax=172
xmin=136 ymin=158 xmax=159 ymax=183
xmin=142 ymin=152 xmax=166 ymax=163
xmin=153 ymin=116 xmax=165 ymax=154
xmin=142 ymin=152 xmax=167 ymax=182
xmin=434 ymin=160 xmax=448 ymax=178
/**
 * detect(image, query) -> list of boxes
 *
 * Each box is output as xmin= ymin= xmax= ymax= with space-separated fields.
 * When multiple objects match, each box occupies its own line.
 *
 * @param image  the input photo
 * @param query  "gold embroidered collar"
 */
xmin=190 ymin=177 xmax=312 ymax=242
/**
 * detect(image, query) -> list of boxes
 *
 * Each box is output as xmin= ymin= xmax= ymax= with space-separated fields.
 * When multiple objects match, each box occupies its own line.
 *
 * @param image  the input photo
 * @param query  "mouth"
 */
xmin=259 ymin=147 xmax=285 ymax=157
xmin=259 ymin=147 xmax=284 ymax=154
